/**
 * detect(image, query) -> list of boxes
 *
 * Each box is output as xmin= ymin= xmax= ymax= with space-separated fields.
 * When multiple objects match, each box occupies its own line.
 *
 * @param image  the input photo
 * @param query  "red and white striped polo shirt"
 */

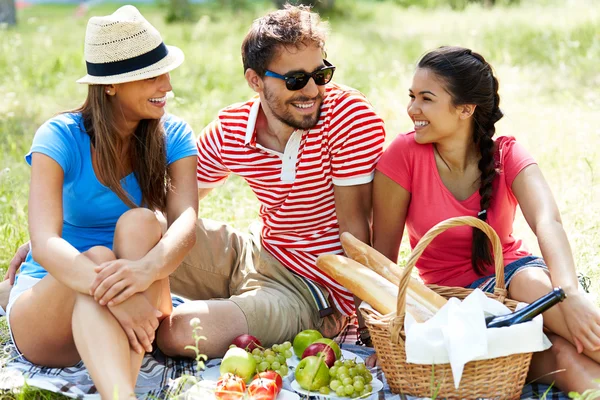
xmin=196 ymin=83 xmax=386 ymax=315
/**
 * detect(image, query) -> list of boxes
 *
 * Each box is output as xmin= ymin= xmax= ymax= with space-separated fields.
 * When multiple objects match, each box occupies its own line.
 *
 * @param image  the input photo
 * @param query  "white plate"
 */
xmin=276 ymin=389 xmax=300 ymax=400
xmin=201 ymin=363 xmax=293 ymax=380
xmin=287 ymin=349 xmax=364 ymax=368
xmin=188 ymin=379 xmax=299 ymax=400
xmin=290 ymin=377 xmax=383 ymax=399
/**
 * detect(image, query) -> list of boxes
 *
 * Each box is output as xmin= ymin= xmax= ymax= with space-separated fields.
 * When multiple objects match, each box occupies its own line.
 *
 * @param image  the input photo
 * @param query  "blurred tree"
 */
xmin=274 ymin=0 xmax=335 ymax=12
xmin=0 ymin=0 xmax=17 ymax=25
xmin=219 ymin=0 xmax=250 ymax=8
xmin=165 ymin=0 xmax=196 ymax=23
xmin=388 ymin=0 xmax=518 ymax=9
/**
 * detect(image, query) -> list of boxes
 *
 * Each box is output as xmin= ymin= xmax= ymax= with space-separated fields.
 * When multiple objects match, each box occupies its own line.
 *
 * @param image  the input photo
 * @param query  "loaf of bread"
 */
xmin=340 ymin=232 xmax=447 ymax=321
xmin=316 ymin=254 xmax=399 ymax=315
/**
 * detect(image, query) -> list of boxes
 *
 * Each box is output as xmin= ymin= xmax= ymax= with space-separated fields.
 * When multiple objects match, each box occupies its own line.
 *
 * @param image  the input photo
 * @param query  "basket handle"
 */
xmin=392 ymin=216 xmax=505 ymax=339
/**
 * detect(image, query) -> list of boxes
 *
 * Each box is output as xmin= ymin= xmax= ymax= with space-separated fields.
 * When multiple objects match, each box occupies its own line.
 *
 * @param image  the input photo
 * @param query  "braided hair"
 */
xmin=418 ymin=46 xmax=504 ymax=275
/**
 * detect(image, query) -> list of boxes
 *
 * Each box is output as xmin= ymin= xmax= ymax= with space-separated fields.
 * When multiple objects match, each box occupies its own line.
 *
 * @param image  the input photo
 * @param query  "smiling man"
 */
xmin=157 ymin=5 xmax=386 ymax=358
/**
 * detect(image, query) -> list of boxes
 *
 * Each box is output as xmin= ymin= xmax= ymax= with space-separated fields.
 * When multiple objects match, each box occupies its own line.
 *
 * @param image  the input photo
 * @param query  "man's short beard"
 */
xmin=264 ymin=87 xmax=322 ymax=130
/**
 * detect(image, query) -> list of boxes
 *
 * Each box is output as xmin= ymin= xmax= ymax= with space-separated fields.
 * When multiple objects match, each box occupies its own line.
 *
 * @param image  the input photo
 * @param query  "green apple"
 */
xmin=313 ymin=338 xmax=342 ymax=360
xmin=295 ymin=355 xmax=331 ymax=391
xmin=292 ymin=329 xmax=323 ymax=358
xmin=219 ymin=347 xmax=257 ymax=383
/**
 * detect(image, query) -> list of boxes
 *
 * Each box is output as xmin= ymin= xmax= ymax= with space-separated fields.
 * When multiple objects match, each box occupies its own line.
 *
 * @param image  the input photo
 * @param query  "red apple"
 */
xmin=301 ymin=342 xmax=336 ymax=368
xmin=231 ymin=334 xmax=262 ymax=352
xmin=313 ymin=338 xmax=342 ymax=360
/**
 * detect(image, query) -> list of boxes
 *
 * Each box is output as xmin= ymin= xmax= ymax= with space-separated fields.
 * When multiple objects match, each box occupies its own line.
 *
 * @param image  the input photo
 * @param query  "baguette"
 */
xmin=316 ymin=254 xmax=398 ymax=315
xmin=340 ymin=232 xmax=447 ymax=320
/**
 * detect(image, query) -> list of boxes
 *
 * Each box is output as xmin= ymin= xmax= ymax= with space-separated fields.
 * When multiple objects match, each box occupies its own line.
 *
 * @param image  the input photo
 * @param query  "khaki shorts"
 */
xmin=169 ymin=219 xmax=348 ymax=346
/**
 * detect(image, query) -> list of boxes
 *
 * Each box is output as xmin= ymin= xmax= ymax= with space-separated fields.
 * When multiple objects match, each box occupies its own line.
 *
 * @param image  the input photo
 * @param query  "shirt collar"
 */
xmin=244 ymin=98 xmax=261 ymax=146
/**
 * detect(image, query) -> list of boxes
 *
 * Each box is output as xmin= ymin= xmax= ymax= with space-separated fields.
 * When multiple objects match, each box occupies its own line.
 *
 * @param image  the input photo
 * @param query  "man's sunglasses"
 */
xmin=264 ymin=60 xmax=336 ymax=91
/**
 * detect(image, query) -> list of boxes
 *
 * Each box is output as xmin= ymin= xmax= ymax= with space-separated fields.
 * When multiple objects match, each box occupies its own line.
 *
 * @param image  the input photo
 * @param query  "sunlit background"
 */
xmin=0 ymin=0 xmax=598 ymax=297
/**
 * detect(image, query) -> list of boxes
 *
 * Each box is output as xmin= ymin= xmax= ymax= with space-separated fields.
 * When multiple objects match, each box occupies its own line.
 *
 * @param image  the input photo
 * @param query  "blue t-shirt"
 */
xmin=18 ymin=112 xmax=197 ymax=281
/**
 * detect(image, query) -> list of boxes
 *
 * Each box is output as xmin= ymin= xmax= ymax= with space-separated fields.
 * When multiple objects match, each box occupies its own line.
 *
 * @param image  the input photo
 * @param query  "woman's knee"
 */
xmin=547 ymin=333 xmax=579 ymax=367
xmin=115 ymin=208 xmax=161 ymax=241
xmin=82 ymin=246 xmax=116 ymax=264
xmin=508 ymin=267 xmax=552 ymax=302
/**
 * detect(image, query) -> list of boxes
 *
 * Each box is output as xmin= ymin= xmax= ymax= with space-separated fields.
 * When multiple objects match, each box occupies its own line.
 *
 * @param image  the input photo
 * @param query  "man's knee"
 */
xmin=156 ymin=309 xmax=194 ymax=357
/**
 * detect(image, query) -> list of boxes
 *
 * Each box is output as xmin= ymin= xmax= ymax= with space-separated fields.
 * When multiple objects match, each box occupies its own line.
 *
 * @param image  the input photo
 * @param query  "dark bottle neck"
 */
xmin=486 ymin=287 xmax=566 ymax=328
xmin=519 ymin=287 xmax=566 ymax=317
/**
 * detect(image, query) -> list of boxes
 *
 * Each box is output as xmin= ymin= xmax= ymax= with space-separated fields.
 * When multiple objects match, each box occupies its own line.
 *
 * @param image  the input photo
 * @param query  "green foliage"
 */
xmin=163 ymin=0 xmax=196 ymax=23
xmin=184 ymin=318 xmax=208 ymax=372
xmin=273 ymin=0 xmax=335 ymax=12
xmin=384 ymin=0 xmax=520 ymax=10
xmin=0 ymin=1 xmax=599 ymax=398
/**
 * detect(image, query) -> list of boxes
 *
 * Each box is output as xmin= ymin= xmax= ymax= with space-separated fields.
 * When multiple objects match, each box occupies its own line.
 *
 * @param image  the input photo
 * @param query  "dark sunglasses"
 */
xmin=264 ymin=60 xmax=336 ymax=91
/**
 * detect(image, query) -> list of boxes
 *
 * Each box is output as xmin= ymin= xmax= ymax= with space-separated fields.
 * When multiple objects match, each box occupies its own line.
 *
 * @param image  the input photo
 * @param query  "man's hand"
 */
xmin=90 ymin=258 xmax=156 ymax=307
xmin=5 ymin=242 xmax=30 ymax=284
xmin=365 ymin=353 xmax=379 ymax=368
xmin=108 ymin=293 xmax=162 ymax=354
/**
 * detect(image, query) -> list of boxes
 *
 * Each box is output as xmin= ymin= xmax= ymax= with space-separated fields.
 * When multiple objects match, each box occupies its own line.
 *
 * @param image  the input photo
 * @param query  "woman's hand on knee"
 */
xmin=90 ymin=258 xmax=155 ymax=306
xmin=108 ymin=293 xmax=162 ymax=354
xmin=562 ymin=292 xmax=600 ymax=353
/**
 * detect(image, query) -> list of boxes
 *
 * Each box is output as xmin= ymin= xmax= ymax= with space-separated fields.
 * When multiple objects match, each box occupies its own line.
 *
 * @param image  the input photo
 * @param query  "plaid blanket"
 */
xmin=0 ymin=299 xmax=569 ymax=399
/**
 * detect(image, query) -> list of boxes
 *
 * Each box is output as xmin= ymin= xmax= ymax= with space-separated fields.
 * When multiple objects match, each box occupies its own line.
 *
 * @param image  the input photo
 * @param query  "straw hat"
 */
xmin=77 ymin=5 xmax=184 ymax=85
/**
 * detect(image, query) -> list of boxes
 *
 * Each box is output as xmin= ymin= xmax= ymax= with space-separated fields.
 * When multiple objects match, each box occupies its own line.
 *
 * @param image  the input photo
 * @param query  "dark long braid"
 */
xmin=418 ymin=47 xmax=504 ymax=275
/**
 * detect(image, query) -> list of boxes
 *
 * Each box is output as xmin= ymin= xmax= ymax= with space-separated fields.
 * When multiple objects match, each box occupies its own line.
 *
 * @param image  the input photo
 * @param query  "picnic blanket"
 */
xmin=0 ymin=297 xmax=569 ymax=399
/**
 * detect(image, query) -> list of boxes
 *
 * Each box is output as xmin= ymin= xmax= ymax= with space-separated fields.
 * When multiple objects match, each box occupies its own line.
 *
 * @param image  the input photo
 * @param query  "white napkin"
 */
xmin=391 ymin=289 xmax=550 ymax=389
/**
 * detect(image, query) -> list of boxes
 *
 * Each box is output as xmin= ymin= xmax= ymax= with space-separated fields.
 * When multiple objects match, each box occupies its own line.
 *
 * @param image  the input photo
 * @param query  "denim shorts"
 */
xmin=467 ymin=255 xmax=549 ymax=293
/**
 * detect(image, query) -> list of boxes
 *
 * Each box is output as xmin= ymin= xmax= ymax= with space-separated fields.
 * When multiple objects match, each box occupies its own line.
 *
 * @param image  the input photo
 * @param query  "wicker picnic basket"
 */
xmin=360 ymin=216 xmax=533 ymax=400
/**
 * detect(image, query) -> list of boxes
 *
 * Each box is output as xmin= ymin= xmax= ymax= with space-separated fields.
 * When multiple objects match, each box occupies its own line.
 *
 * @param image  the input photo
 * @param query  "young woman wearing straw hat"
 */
xmin=5 ymin=6 xmax=198 ymax=398
xmin=371 ymin=46 xmax=600 ymax=394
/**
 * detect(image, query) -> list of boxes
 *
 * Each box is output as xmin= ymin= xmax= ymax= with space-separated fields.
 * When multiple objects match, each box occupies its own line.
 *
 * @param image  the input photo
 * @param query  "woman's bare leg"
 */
xmin=527 ymin=333 xmax=600 ymax=394
xmin=11 ymin=208 xmax=169 ymax=398
xmin=10 ymin=246 xmax=136 ymax=398
xmin=509 ymin=268 xmax=600 ymax=393
xmin=112 ymin=208 xmax=172 ymax=385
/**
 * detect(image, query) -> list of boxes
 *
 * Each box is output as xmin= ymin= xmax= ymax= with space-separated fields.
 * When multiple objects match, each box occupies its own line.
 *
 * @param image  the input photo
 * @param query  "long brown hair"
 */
xmin=72 ymin=85 xmax=169 ymax=211
xmin=417 ymin=46 xmax=503 ymax=276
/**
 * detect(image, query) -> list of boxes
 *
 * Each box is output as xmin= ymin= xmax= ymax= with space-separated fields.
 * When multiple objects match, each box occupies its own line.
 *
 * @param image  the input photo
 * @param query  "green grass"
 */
xmin=0 ymin=0 xmax=599 ymax=398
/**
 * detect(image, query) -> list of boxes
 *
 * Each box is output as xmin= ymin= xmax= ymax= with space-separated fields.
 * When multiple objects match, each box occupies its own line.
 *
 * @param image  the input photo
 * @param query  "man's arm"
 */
xmin=198 ymin=187 xmax=214 ymax=202
xmin=333 ymin=182 xmax=373 ymax=343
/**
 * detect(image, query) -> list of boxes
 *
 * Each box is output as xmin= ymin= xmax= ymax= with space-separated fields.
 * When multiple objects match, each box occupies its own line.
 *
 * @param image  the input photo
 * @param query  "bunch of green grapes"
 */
xmin=249 ymin=341 xmax=294 ymax=377
xmin=321 ymin=359 xmax=374 ymax=398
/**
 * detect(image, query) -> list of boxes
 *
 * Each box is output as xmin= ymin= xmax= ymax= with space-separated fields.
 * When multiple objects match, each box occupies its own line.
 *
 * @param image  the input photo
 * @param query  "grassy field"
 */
xmin=0 ymin=0 xmax=599 ymax=397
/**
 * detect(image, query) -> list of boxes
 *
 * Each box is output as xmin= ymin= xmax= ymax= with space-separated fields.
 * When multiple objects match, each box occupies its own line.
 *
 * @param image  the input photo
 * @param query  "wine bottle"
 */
xmin=485 ymin=287 xmax=566 ymax=328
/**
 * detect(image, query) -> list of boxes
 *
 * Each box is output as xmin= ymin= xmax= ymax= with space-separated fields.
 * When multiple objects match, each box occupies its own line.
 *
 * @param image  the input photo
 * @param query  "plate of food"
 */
xmin=182 ymin=379 xmax=300 ymax=400
xmin=288 ymin=349 xmax=364 ymax=368
xmin=290 ymin=377 xmax=383 ymax=399
xmin=201 ymin=363 xmax=293 ymax=381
